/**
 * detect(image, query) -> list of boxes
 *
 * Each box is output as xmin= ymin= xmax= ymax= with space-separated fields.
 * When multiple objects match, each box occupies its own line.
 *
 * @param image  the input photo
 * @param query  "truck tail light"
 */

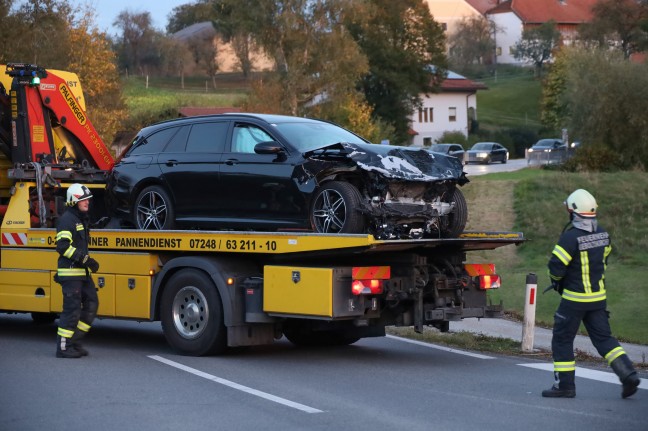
xmin=351 ymin=266 xmax=390 ymax=295
xmin=479 ymin=274 xmax=501 ymax=290
xmin=351 ymin=279 xmax=384 ymax=295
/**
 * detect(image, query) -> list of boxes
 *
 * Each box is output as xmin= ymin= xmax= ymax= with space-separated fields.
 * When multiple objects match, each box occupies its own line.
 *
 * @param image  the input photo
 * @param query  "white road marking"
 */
xmin=386 ymin=335 xmax=494 ymax=359
xmin=148 ymin=355 xmax=324 ymax=413
xmin=518 ymin=363 xmax=648 ymax=389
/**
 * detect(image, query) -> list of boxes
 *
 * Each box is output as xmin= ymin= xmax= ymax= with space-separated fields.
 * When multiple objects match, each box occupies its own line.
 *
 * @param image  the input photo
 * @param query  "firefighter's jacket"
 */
xmin=548 ymin=223 xmax=611 ymax=307
xmin=55 ymin=206 xmax=91 ymax=280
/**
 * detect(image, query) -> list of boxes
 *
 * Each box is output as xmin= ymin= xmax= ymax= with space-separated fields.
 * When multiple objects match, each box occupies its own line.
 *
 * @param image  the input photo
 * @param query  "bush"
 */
xmin=505 ymin=127 xmax=538 ymax=158
xmin=560 ymin=144 xmax=625 ymax=172
xmin=436 ymin=131 xmax=468 ymax=147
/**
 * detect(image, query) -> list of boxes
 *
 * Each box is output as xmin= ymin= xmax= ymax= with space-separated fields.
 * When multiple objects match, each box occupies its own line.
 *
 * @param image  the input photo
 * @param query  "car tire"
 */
xmin=310 ymin=181 xmax=365 ymax=234
xmin=160 ymin=269 xmax=227 ymax=356
xmin=442 ymin=188 xmax=468 ymax=238
xmin=134 ymin=185 xmax=175 ymax=230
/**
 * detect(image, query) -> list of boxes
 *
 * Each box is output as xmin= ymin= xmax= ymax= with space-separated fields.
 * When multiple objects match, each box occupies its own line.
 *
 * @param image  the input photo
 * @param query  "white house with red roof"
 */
xmin=485 ymin=0 xmax=596 ymax=64
xmin=409 ymin=71 xmax=487 ymax=146
xmin=426 ymin=1 xmax=596 ymax=65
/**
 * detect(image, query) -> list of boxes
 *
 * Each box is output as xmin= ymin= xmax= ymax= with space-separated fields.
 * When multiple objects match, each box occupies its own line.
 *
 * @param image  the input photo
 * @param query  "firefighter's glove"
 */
xmin=85 ymin=257 xmax=100 ymax=273
xmin=543 ymin=281 xmax=562 ymax=295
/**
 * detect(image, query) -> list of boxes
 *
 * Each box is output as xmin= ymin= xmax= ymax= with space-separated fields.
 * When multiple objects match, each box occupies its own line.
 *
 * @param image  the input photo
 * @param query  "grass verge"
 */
xmin=463 ymin=167 xmax=648 ymax=346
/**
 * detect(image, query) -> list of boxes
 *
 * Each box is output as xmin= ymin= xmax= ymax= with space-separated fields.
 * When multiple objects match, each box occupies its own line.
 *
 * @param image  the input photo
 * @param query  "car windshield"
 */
xmin=272 ymin=121 xmax=368 ymax=152
xmin=431 ymin=144 xmax=450 ymax=151
xmin=534 ymin=139 xmax=561 ymax=148
xmin=471 ymin=143 xmax=492 ymax=150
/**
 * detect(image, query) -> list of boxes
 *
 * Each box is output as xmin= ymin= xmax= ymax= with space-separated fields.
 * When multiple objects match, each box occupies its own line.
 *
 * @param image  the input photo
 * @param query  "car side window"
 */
xmin=164 ymin=125 xmax=190 ymax=152
xmin=186 ymin=122 xmax=229 ymax=153
xmin=129 ymin=127 xmax=179 ymax=156
xmin=231 ymin=123 xmax=274 ymax=153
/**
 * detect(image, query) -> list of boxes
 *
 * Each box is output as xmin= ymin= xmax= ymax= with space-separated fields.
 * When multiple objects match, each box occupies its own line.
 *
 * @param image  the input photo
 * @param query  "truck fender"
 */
xmin=151 ymin=255 xmax=260 ymax=327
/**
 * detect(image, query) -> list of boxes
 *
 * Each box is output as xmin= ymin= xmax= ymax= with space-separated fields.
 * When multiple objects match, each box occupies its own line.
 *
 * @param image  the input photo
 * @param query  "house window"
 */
xmin=423 ymin=137 xmax=432 ymax=146
xmin=418 ymin=107 xmax=433 ymax=123
xmin=496 ymin=47 xmax=502 ymax=56
xmin=449 ymin=107 xmax=457 ymax=122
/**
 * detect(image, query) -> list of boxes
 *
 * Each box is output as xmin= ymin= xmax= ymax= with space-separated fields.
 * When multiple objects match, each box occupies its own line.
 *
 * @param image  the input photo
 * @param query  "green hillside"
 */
xmin=463 ymin=169 xmax=648 ymax=345
xmin=476 ymin=69 xmax=543 ymax=131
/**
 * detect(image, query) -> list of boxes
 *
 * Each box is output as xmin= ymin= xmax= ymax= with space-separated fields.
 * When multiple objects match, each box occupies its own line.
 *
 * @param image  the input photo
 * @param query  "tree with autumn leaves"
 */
xmin=0 ymin=0 xmax=126 ymax=150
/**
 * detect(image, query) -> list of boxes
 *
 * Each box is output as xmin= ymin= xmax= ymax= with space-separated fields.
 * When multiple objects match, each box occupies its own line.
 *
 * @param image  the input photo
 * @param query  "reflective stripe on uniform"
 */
xmin=57 ymin=268 xmax=86 ymax=277
xmin=77 ymin=321 xmax=91 ymax=332
xmin=605 ymin=347 xmax=626 ymax=365
xmin=76 ymin=224 xmax=84 ymax=231
xmin=57 ymin=327 xmax=74 ymax=338
xmin=63 ymin=245 xmax=77 ymax=259
xmin=554 ymin=361 xmax=576 ymax=372
xmin=56 ymin=231 xmax=72 ymax=241
xmin=548 ymin=270 xmax=562 ymax=283
xmin=580 ymin=250 xmax=591 ymax=293
xmin=552 ymin=245 xmax=572 ymax=266
xmin=561 ymin=288 xmax=606 ymax=302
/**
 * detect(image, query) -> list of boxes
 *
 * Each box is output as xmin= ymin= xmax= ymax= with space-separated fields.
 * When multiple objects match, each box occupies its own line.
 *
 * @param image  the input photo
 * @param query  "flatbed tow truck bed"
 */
xmin=1 ymin=183 xmax=524 ymax=356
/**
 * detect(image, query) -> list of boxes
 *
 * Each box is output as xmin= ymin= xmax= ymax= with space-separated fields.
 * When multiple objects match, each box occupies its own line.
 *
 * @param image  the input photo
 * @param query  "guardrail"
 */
xmin=525 ymin=149 xmax=569 ymax=165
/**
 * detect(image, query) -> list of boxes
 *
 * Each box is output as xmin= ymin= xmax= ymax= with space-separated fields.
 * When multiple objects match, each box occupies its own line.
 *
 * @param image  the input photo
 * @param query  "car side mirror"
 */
xmin=254 ymin=141 xmax=284 ymax=155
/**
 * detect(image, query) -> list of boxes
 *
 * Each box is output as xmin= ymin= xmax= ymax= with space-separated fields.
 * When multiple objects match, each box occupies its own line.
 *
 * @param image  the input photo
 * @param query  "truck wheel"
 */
xmin=31 ymin=312 xmax=57 ymax=324
xmin=160 ymin=269 xmax=226 ymax=356
xmin=442 ymin=188 xmax=467 ymax=238
xmin=134 ymin=185 xmax=175 ymax=230
xmin=310 ymin=181 xmax=365 ymax=234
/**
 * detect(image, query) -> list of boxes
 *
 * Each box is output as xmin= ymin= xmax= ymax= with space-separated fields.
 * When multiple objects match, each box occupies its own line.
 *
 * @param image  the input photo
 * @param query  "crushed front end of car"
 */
xmin=305 ymin=143 xmax=469 ymax=239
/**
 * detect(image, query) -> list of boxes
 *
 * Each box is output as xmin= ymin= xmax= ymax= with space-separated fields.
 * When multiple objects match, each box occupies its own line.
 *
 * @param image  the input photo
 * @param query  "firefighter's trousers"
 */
xmin=57 ymin=277 xmax=99 ymax=338
xmin=552 ymin=300 xmax=622 ymax=365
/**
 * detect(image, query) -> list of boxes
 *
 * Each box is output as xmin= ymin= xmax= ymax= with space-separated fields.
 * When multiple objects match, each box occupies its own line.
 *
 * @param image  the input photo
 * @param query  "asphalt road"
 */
xmin=464 ymin=158 xmax=528 ymax=177
xmin=1 ymin=314 xmax=646 ymax=431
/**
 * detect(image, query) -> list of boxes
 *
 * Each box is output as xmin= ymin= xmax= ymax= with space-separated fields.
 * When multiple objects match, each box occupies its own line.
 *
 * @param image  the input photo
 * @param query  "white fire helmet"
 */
xmin=565 ymin=189 xmax=597 ymax=218
xmin=66 ymin=183 xmax=93 ymax=207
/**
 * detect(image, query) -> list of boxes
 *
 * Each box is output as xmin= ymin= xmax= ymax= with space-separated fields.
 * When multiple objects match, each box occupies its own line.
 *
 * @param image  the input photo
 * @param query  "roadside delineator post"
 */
xmin=521 ymin=273 xmax=537 ymax=353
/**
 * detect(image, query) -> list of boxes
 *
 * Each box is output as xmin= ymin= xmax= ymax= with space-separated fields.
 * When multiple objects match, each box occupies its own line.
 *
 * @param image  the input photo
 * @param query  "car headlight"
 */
xmin=528 ymin=148 xmax=534 ymax=152
xmin=478 ymin=152 xmax=488 ymax=158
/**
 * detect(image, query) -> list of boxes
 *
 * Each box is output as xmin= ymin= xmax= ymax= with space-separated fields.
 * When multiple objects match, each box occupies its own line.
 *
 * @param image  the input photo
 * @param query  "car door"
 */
xmin=216 ymin=121 xmax=308 ymax=230
xmin=158 ymin=121 xmax=229 ymax=225
xmin=493 ymin=144 xmax=506 ymax=162
xmin=449 ymin=144 xmax=464 ymax=160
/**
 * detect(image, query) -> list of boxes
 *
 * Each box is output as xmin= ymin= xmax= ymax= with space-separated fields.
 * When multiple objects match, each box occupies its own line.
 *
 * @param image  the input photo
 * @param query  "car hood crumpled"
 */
xmin=307 ymin=142 xmax=467 ymax=184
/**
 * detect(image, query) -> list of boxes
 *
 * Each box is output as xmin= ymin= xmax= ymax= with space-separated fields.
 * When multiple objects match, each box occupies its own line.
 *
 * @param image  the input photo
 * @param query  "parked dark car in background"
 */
xmin=527 ymin=138 xmax=567 ymax=165
xmin=106 ymin=114 xmax=469 ymax=239
xmin=465 ymin=142 xmax=509 ymax=164
xmin=427 ymin=143 xmax=465 ymax=161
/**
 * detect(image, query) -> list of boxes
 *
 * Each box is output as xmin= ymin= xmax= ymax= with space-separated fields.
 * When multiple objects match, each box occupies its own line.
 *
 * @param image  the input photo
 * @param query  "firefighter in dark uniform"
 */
xmin=542 ymin=189 xmax=640 ymax=398
xmin=55 ymin=183 xmax=100 ymax=358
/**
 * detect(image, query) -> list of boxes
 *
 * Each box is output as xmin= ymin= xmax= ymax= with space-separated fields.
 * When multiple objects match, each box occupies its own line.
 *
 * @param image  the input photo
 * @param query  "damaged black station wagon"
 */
xmin=106 ymin=114 xmax=469 ymax=239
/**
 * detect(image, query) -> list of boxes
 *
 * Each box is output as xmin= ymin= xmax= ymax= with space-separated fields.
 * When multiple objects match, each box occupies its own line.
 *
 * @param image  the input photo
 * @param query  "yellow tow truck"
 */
xmin=0 ymin=63 xmax=524 ymax=355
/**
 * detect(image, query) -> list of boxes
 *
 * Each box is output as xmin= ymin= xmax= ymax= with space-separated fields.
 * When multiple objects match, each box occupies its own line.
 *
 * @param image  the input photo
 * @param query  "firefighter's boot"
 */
xmin=56 ymin=335 xmax=82 ymax=359
xmin=70 ymin=330 xmax=89 ymax=356
xmin=610 ymin=355 xmax=640 ymax=399
xmin=542 ymin=371 xmax=576 ymax=398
